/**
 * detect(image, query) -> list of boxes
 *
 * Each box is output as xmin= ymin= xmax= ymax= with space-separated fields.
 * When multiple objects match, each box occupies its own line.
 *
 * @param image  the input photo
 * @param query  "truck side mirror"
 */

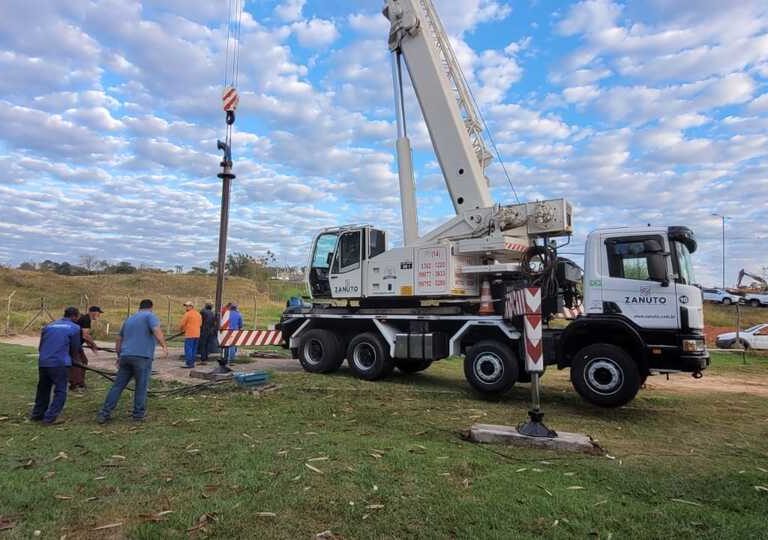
xmin=648 ymin=253 xmax=669 ymax=287
xmin=326 ymin=252 xmax=334 ymax=267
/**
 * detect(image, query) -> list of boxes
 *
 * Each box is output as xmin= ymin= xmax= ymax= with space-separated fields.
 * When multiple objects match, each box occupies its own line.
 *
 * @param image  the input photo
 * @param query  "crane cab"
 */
xmin=307 ymin=226 xmax=387 ymax=299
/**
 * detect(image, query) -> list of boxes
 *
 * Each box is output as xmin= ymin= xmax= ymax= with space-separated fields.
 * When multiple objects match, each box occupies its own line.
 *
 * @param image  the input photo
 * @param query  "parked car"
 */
xmin=743 ymin=292 xmax=768 ymax=308
xmin=716 ymin=324 xmax=768 ymax=350
xmin=701 ymin=288 xmax=741 ymax=305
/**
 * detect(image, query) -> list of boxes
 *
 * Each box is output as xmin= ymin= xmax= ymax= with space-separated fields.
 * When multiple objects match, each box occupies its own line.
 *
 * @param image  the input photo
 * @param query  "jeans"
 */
xmin=226 ymin=346 xmax=237 ymax=363
xmin=199 ymin=333 xmax=218 ymax=362
xmin=99 ymin=356 xmax=151 ymax=420
xmin=184 ymin=338 xmax=199 ymax=367
xmin=31 ymin=366 xmax=69 ymax=423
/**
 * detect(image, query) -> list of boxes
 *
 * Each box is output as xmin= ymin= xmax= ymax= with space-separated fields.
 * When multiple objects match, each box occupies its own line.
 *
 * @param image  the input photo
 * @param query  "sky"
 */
xmin=0 ymin=0 xmax=766 ymax=286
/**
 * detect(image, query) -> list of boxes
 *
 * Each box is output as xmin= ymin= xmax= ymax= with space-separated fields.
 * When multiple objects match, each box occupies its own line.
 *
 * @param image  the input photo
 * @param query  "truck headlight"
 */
xmin=682 ymin=339 xmax=705 ymax=352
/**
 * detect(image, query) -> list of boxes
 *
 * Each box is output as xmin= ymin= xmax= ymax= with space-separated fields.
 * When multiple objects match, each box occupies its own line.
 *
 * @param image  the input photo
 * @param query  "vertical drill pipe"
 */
xmin=214 ymin=164 xmax=233 ymax=316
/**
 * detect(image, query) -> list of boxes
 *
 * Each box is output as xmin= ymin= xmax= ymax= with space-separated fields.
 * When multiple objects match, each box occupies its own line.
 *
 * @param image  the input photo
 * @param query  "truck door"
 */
xmin=329 ymin=229 xmax=363 ymax=298
xmin=601 ymin=233 xmax=678 ymax=329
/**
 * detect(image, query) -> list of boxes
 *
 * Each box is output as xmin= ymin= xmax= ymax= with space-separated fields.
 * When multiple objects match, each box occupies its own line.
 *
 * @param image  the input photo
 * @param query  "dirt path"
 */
xmin=645 ymin=372 xmax=768 ymax=397
xmin=0 ymin=335 xmax=302 ymax=385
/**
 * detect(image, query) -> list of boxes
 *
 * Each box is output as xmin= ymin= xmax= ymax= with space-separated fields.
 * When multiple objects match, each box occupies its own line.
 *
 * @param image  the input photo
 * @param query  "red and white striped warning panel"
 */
xmin=219 ymin=330 xmax=283 ymax=348
xmin=222 ymin=86 xmax=239 ymax=112
xmin=504 ymin=287 xmax=543 ymax=372
xmin=219 ymin=306 xmax=231 ymax=331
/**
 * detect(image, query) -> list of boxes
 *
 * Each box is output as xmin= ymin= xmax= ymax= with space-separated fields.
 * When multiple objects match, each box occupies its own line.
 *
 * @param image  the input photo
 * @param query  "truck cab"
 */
xmin=557 ymin=226 xmax=708 ymax=406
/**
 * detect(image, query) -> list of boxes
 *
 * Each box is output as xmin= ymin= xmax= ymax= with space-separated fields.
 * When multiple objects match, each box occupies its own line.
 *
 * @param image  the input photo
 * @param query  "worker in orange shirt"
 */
xmin=179 ymin=301 xmax=202 ymax=368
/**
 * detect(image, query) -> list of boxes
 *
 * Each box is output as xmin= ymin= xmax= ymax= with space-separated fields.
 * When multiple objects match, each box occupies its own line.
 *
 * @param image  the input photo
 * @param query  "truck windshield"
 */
xmin=672 ymin=240 xmax=696 ymax=285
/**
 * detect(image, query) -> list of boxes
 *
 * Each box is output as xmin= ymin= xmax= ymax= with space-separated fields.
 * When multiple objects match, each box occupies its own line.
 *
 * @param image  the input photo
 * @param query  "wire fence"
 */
xmin=3 ymin=284 xmax=303 ymax=338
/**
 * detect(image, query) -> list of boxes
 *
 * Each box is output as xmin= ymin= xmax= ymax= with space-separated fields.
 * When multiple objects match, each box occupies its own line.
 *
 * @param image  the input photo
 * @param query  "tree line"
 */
xmin=15 ymin=251 xmax=304 ymax=280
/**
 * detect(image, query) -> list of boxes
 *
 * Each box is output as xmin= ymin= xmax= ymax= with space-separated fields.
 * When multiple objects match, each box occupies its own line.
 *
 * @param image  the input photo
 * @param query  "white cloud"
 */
xmin=291 ymin=18 xmax=340 ymax=48
xmin=274 ymin=0 xmax=306 ymax=23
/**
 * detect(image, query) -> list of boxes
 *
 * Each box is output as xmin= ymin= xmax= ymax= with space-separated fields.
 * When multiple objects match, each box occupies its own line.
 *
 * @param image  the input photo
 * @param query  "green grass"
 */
xmin=703 ymin=302 xmax=766 ymax=328
xmin=1 ymin=346 xmax=768 ymax=538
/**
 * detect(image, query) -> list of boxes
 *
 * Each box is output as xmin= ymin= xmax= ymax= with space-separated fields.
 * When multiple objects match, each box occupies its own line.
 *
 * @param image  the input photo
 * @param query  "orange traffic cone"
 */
xmin=478 ymin=279 xmax=494 ymax=315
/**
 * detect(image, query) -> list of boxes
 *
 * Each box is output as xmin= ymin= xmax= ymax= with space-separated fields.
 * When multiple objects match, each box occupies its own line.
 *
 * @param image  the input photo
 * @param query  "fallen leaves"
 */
xmin=54 ymin=495 xmax=73 ymax=500
xmin=0 ymin=516 xmax=16 ymax=531
xmin=255 ymin=512 xmax=276 ymax=517
xmin=671 ymin=498 xmax=703 ymax=507
xmin=365 ymin=504 xmax=384 ymax=510
xmin=92 ymin=521 xmax=123 ymax=531
xmin=305 ymin=463 xmax=324 ymax=474
xmin=139 ymin=510 xmax=174 ymax=523
xmin=52 ymin=451 xmax=68 ymax=461
xmin=566 ymin=486 xmax=585 ymax=491
xmin=754 ymin=485 xmax=768 ymax=493
xmin=188 ymin=512 xmax=218 ymax=533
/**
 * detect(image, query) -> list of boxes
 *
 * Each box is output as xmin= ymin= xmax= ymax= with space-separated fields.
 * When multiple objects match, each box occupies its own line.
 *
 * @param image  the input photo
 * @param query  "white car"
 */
xmin=743 ymin=293 xmax=768 ymax=308
xmin=716 ymin=324 xmax=768 ymax=350
xmin=701 ymin=288 xmax=741 ymax=305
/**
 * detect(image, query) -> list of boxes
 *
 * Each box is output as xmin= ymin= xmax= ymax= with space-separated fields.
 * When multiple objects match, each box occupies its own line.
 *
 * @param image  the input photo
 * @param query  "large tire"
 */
xmin=347 ymin=332 xmax=394 ymax=380
xmin=722 ymin=297 xmax=732 ymax=305
xmin=297 ymin=329 xmax=344 ymax=373
xmin=750 ymin=299 xmax=761 ymax=308
xmin=395 ymin=359 xmax=432 ymax=373
xmin=463 ymin=340 xmax=519 ymax=395
xmin=570 ymin=343 xmax=641 ymax=408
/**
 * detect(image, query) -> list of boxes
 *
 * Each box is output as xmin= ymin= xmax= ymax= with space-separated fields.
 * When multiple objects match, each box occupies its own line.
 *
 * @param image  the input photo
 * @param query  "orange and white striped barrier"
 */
xmin=219 ymin=329 xmax=283 ymax=348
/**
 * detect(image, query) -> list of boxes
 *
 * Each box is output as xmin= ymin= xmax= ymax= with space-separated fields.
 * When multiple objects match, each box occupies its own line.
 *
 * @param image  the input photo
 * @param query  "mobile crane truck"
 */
xmin=277 ymin=0 xmax=709 ymax=408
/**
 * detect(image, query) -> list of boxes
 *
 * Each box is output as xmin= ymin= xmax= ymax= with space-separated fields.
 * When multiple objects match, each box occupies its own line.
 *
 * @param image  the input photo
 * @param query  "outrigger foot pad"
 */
xmin=516 ymin=409 xmax=557 ymax=438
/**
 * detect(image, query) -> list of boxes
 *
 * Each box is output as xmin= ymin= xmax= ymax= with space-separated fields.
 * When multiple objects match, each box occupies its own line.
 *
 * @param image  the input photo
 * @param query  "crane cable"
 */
xmin=222 ymin=0 xmax=244 ymax=144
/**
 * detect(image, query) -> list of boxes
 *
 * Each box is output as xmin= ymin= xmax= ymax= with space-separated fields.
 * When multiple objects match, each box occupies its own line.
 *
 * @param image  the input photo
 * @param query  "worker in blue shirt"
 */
xmin=226 ymin=303 xmax=243 ymax=366
xmin=31 ymin=307 xmax=81 ymax=425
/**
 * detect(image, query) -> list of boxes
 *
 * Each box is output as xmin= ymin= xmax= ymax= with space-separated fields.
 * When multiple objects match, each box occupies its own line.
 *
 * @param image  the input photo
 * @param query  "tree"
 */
xmin=79 ymin=254 xmax=97 ymax=274
xmin=111 ymin=261 xmax=137 ymax=274
xmin=18 ymin=261 xmax=36 ymax=271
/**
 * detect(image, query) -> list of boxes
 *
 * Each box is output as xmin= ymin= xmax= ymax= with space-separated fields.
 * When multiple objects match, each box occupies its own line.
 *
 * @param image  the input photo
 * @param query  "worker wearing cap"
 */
xmin=31 ymin=307 xmax=81 ymax=425
xmin=179 ymin=301 xmax=202 ymax=368
xmin=69 ymin=306 xmax=103 ymax=392
xmin=225 ymin=302 xmax=243 ymax=365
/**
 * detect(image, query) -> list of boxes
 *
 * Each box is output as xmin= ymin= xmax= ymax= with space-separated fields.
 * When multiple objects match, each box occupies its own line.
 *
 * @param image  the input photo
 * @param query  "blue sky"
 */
xmin=0 ymin=0 xmax=766 ymax=286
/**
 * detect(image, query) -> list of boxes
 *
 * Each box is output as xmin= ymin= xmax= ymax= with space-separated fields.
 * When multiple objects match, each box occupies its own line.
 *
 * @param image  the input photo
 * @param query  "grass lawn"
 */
xmin=1 ymin=345 xmax=767 ymax=539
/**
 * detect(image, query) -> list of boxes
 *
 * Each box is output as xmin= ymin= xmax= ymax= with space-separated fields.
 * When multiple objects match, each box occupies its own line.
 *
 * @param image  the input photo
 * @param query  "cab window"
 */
xmin=369 ymin=229 xmax=386 ymax=258
xmin=312 ymin=233 xmax=338 ymax=269
xmin=606 ymin=236 xmax=663 ymax=281
xmin=332 ymin=230 xmax=361 ymax=272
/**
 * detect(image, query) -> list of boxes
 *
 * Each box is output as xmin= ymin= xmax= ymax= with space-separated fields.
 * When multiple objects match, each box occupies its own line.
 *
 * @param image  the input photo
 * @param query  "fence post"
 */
xmin=167 ymin=295 xmax=172 ymax=329
xmin=5 ymin=291 xmax=15 ymax=336
xmin=252 ymin=295 xmax=257 ymax=329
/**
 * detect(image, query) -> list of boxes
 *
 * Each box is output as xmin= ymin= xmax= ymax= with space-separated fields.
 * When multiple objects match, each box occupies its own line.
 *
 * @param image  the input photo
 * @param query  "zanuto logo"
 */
xmin=625 ymin=295 xmax=667 ymax=304
xmin=334 ymin=285 xmax=359 ymax=293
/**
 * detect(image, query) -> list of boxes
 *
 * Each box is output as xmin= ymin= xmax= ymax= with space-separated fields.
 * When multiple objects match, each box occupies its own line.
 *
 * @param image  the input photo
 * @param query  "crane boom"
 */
xmin=384 ymin=0 xmax=493 ymax=213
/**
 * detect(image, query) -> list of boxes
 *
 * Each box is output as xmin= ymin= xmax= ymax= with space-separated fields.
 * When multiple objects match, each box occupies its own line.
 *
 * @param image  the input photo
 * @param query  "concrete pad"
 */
xmin=469 ymin=423 xmax=603 ymax=455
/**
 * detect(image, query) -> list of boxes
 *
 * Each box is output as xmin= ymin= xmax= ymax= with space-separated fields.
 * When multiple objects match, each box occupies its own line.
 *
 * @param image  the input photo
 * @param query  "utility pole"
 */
xmin=711 ymin=213 xmax=728 ymax=288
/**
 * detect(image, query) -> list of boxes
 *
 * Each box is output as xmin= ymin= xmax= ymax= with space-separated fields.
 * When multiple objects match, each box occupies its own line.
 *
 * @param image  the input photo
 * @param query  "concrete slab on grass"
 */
xmin=469 ymin=423 xmax=603 ymax=455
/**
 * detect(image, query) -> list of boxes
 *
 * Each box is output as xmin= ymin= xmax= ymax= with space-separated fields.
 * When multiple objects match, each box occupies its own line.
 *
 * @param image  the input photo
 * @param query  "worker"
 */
xmin=69 ymin=306 xmax=103 ymax=393
xmin=198 ymin=302 xmax=218 ymax=365
xmin=179 ymin=301 xmax=202 ymax=368
xmin=97 ymin=299 xmax=168 ymax=424
xmin=225 ymin=302 xmax=243 ymax=366
xmin=30 ymin=307 xmax=81 ymax=425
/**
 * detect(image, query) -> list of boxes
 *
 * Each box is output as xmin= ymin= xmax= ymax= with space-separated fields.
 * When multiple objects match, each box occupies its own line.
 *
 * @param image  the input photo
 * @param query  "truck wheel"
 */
xmin=750 ymin=299 xmax=761 ymax=308
xmin=721 ymin=297 xmax=732 ymax=305
xmin=347 ymin=332 xmax=394 ymax=380
xmin=570 ymin=343 xmax=641 ymax=408
xmin=297 ymin=329 xmax=343 ymax=373
xmin=464 ymin=340 xmax=519 ymax=395
xmin=395 ymin=359 xmax=432 ymax=373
